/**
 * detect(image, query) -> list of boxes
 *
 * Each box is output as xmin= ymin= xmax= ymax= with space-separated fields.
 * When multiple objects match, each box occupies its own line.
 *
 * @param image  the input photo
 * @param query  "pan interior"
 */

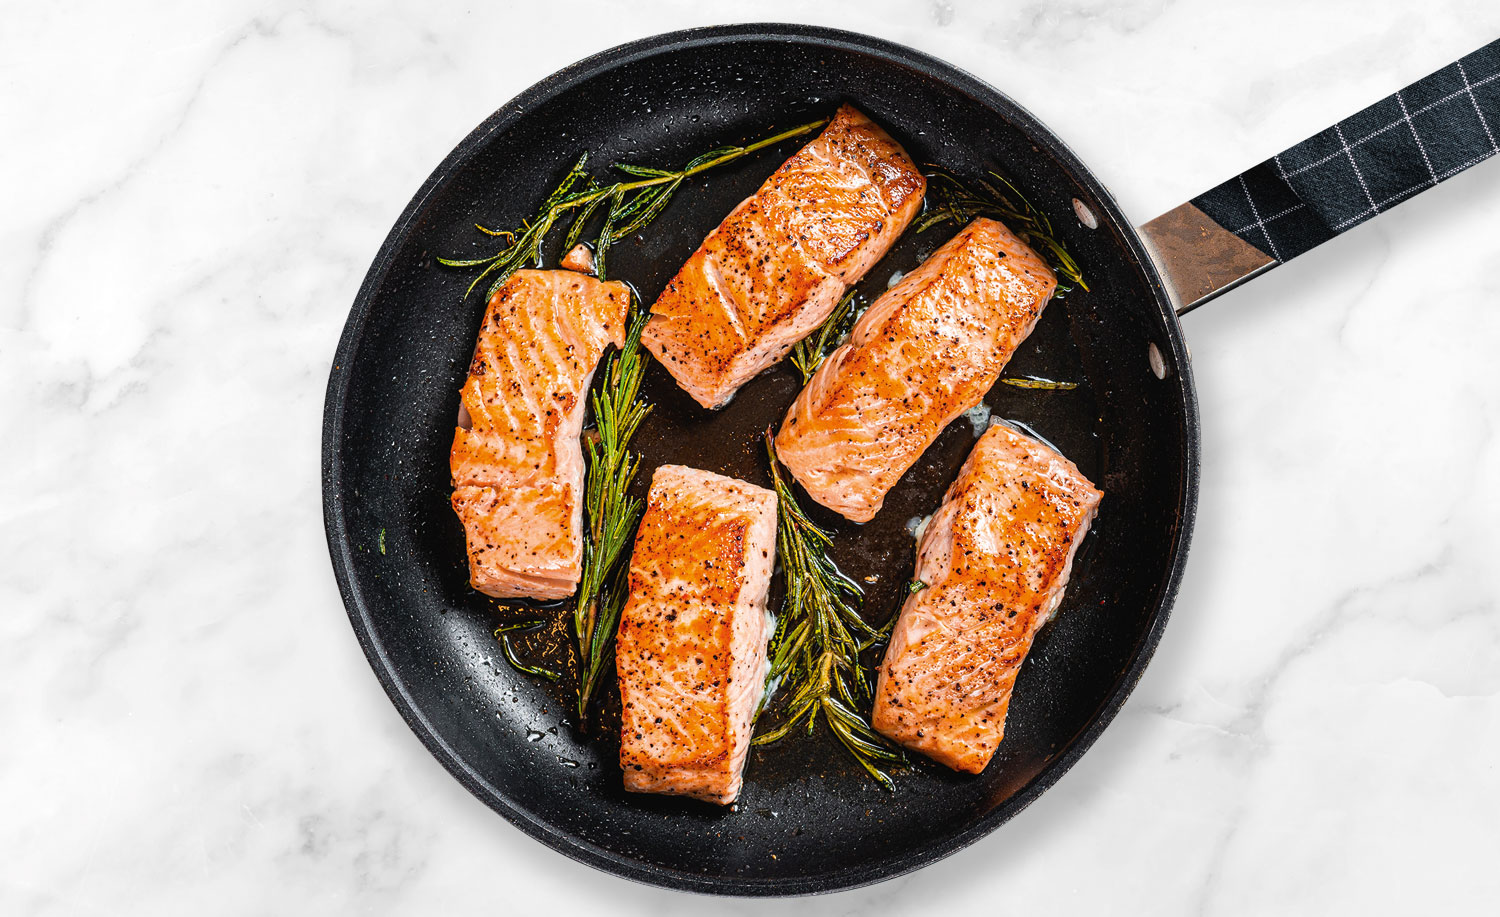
xmin=325 ymin=26 xmax=1195 ymax=895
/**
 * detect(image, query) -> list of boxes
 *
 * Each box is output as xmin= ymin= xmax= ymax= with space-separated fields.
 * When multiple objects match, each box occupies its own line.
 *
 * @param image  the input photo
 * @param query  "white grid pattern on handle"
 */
xmin=1276 ymin=69 xmax=1500 ymax=180
xmin=1457 ymin=59 xmax=1499 ymax=153
xmin=1196 ymin=43 xmax=1500 ymax=262
xmin=1228 ymin=202 xmax=1305 ymax=237
xmin=1235 ymin=174 xmax=1282 ymax=261
xmin=1395 ymin=90 xmax=1439 ymax=186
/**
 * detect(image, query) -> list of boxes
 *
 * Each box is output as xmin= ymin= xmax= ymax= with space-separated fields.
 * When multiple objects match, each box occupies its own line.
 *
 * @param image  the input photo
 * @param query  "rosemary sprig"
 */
xmin=755 ymin=431 xmax=902 ymax=789
xmin=789 ymin=289 xmax=859 ymax=383
xmin=439 ymin=118 xmax=830 ymax=301
xmin=574 ymin=310 xmax=651 ymax=717
xmin=916 ymin=166 xmax=1088 ymax=293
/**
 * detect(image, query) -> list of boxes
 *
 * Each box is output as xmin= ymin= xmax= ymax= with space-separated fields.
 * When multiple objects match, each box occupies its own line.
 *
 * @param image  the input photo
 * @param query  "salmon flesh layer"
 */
xmin=449 ymin=269 xmax=629 ymax=600
xmin=642 ymin=104 xmax=925 ymax=409
xmin=872 ymin=423 xmax=1102 ymax=773
xmin=616 ymin=465 xmax=778 ymax=805
xmin=776 ymin=217 xmax=1057 ymax=523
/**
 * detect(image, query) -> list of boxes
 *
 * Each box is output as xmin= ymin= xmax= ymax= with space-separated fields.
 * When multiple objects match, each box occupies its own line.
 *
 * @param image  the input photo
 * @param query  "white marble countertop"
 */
xmin=5 ymin=1 xmax=1499 ymax=913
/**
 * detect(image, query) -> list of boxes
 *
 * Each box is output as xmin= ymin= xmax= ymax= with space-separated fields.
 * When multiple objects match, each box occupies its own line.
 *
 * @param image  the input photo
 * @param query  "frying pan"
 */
xmin=322 ymin=24 xmax=1499 ymax=895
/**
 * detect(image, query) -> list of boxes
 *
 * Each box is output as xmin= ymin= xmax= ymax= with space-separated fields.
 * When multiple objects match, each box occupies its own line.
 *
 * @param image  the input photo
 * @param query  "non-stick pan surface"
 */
xmin=322 ymin=23 xmax=1198 ymax=895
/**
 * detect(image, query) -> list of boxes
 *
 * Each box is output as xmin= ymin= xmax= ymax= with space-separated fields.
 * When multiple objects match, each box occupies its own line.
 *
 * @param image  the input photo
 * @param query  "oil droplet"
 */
xmin=526 ymin=729 xmax=545 ymax=742
xmin=557 ymin=757 xmax=580 ymax=768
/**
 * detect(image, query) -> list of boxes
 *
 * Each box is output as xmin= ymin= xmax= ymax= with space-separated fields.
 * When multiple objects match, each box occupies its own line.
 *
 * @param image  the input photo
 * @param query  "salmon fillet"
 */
xmin=872 ymin=423 xmax=1101 ymax=773
xmin=776 ymin=217 xmax=1057 ymax=523
xmin=642 ymin=104 xmax=925 ymax=409
xmin=615 ymin=465 xmax=778 ymax=805
xmin=450 ymin=269 xmax=630 ymax=600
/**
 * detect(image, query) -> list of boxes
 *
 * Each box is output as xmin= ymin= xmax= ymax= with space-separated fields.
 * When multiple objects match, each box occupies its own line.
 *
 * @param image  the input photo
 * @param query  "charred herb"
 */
xmin=755 ymin=432 xmax=902 ymax=789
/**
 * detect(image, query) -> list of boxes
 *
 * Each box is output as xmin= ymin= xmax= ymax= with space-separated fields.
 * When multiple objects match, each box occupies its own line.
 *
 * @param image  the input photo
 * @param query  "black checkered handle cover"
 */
xmin=1147 ymin=39 xmax=1500 ymax=312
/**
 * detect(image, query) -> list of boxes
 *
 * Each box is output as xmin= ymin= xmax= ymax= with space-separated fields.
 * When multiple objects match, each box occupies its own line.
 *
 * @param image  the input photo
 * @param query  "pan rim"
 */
xmin=321 ymin=21 xmax=1200 ymax=897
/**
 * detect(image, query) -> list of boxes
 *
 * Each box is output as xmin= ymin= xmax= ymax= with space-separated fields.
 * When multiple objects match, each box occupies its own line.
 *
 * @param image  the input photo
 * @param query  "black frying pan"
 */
xmin=322 ymin=24 xmax=1497 ymax=896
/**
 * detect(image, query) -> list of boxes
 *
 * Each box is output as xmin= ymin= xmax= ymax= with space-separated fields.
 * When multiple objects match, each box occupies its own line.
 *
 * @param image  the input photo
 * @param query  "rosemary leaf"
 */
xmin=593 ymin=188 xmax=625 ymax=281
xmin=560 ymin=179 xmax=606 ymax=253
xmin=609 ymin=178 xmax=684 ymax=241
xmin=999 ymin=376 xmax=1079 ymax=390
xmin=612 ymin=163 xmax=675 ymax=178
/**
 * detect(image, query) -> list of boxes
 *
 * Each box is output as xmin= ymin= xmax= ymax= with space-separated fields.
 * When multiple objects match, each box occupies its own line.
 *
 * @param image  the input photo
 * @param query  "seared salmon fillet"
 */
xmin=616 ymin=465 xmax=778 ymax=805
xmin=642 ymin=105 xmax=925 ymax=409
xmin=776 ymin=217 xmax=1057 ymax=522
xmin=872 ymin=423 xmax=1101 ymax=773
xmin=450 ymin=269 xmax=629 ymax=600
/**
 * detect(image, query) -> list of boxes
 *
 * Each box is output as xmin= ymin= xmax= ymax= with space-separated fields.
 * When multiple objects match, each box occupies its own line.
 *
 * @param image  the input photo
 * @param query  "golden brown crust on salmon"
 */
xmin=616 ymin=465 xmax=777 ymax=805
xmin=775 ymin=217 xmax=1057 ymax=523
xmin=871 ymin=423 xmax=1101 ymax=773
xmin=449 ymin=269 xmax=629 ymax=600
xmin=757 ymin=105 xmax=928 ymax=282
xmin=642 ymin=105 xmax=925 ymax=409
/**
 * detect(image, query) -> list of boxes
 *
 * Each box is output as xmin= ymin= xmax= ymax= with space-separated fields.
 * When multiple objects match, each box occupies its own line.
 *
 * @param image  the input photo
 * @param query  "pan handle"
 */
xmin=1140 ymin=38 xmax=1500 ymax=314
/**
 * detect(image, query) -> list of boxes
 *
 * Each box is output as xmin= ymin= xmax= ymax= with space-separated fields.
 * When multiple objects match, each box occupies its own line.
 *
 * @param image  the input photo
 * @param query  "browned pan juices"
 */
xmin=487 ymin=122 xmax=1106 ymax=785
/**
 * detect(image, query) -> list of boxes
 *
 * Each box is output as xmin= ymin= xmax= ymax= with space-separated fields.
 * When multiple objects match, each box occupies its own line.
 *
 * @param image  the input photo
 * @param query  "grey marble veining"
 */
xmin=3 ymin=1 xmax=1499 ymax=913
